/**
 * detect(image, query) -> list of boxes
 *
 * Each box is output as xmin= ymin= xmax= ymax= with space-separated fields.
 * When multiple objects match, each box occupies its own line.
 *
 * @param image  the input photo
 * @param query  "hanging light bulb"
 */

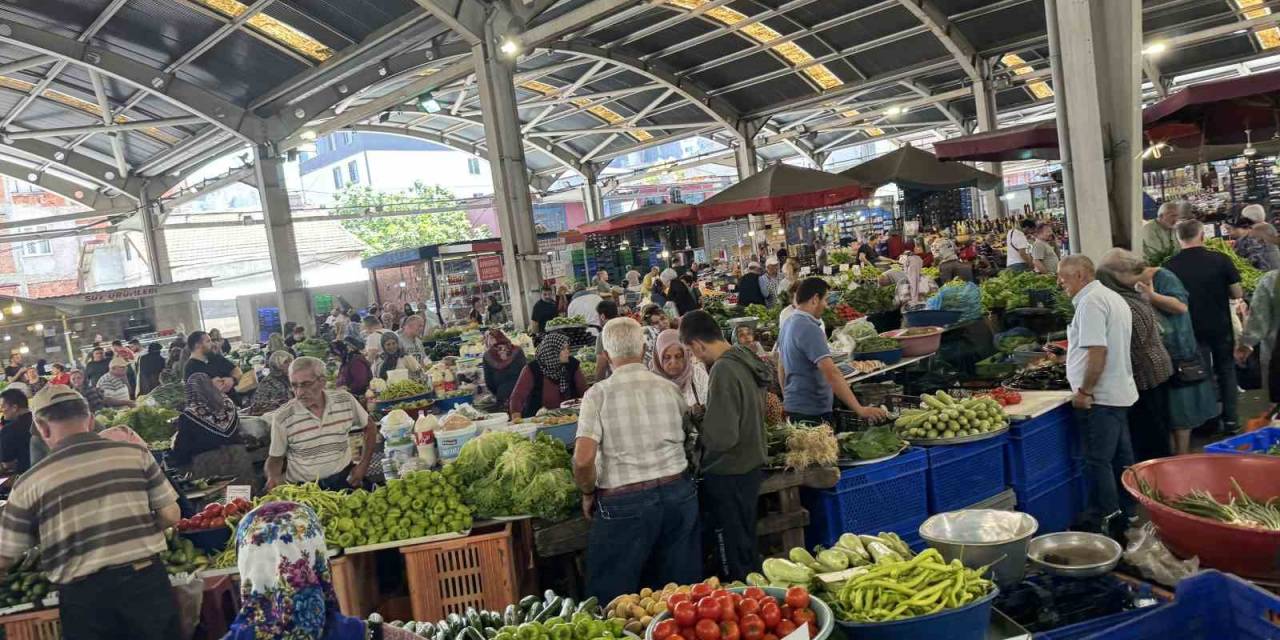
xmin=8 ymin=301 xmax=20 ymax=315
xmin=18 ymin=345 xmax=28 ymax=354
xmin=31 ymin=322 xmax=43 ymax=333
xmin=3 ymin=335 xmax=10 ymax=342
xmin=1244 ymin=129 xmax=1258 ymax=157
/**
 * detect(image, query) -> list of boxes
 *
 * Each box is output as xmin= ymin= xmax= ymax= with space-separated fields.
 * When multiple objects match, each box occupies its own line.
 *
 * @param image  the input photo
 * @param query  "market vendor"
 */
xmin=96 ymin=357 xmax=136 ymax=407
xmin=397 ymin=314 xmax=429 ymax=361
xmin=0 ymin=389 xmax=32 ymax=474
xmin=574 ymin=317 xmax=700 ymax=602
xmin=373 ymin=332 xmax=423 ymax=379
xmin=679 ymin=310 xmax=774 ymax=580
xmin=530 ymin=285 xmax=560 ymax=334
xmin=509 ymin=332 xmax=586 ymax=417
xmin=1004 ymin=219 xmax=1037 ymax=273
xmin=246 ymin=350 xmax=294 ymax=416
xmin=266 ymin=356 xmax=375 ymax=491
xmin=483 ymin=329 xmax=527 ymax=408
xmin=184 ymin=330 xmax=242 ymax=396
xmin=736 ymin=261 xmax=768 ymax=307
xmin=172 ymin=373 xmax=256 ymax=489
xmin=0 ymin=384 xmax=182 ymax=639
xmin=83 ymin=346 xmax=109 ymax=386
xmin=1142 ymin=202 xmax=1181 ymax=262
xmin=777 ymin=278 xmax=889 ymax=425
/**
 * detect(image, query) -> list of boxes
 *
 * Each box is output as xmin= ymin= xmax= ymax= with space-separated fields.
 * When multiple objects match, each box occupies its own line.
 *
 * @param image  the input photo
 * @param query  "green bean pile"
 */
xmin=1141 ymin=477 xmax=1280 ymax=530
xmin=833 ymin=549 xmax=992 ymax=623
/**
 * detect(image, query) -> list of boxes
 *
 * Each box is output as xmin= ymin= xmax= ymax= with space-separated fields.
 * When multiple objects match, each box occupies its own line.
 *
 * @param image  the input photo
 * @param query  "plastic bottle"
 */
xmin=414 ymin=413 xmax=439 ymax=467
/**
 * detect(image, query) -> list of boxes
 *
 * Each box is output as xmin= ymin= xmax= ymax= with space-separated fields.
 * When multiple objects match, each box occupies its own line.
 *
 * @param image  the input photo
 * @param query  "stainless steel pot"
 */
xmin=1027 ymin=532 xmax=1122 ymax=578
xmin=918 ymin=509 xmax=1039 ymax=586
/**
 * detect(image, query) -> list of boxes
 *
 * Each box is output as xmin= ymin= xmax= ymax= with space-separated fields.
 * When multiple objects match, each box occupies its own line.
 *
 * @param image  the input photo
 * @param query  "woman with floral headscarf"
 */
xmin=508 ymin=332 xmax=586 ymax=417
xmin=226 ymin=501 xmax=427 ymax=640
xmin=172 ymin=372 xmax=255 ymax=489
xmin=482 ymin=330 xmax=526 ymax=409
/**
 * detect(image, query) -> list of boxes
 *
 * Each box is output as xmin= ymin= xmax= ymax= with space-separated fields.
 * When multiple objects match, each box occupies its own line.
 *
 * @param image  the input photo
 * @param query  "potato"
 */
xmin=640 ymin=588 xmax=652 ymax=598
xmin=640 ymin=616 xmax=653 ymax=627
xmin=625 ymin=621 xmax=644 ymax=634
xmin=664 ymin=583 xmax=678 ymax=591
xmin=649 ymin=602 xmax=666 ymax=615
xmin=639 ymin=597 xmax=654 ymax=611
xmin=630 ymin=605 xmax=647 ymax=619
xmin=706 ymin=577 xmax=720 ymax=588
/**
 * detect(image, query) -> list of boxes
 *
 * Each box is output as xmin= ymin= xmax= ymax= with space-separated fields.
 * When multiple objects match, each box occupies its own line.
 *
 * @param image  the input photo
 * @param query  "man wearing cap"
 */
xmin=95 ymin=356 xmax=136 ymax=408
xmin=761 ymin=258 xmax=781 ymax=306
xmin=0 ymin=384 xmax=182 ymax=639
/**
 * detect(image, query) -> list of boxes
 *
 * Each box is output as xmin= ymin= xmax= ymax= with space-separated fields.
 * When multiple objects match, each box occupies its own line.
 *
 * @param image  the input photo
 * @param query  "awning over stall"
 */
xmin=839 ymin=145 xmax=1002 ymax=191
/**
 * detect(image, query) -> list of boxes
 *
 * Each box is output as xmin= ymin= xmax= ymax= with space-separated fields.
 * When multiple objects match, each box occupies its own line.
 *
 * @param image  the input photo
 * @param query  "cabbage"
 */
xmin=452 ymin=431 xmax=522 ymax=483
xmin=514 ymin=468 xmax=580 ymax=521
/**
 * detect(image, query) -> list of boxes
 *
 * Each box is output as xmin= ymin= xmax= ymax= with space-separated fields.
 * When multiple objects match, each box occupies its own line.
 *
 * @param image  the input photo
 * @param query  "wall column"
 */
xmin=137 ymin=185 xmax=172 ymax=284
xmin=583 ymin=164 xmax=604 ymax=223
xmin=252 ymin=144 xmax=313 ymax=331
xmin=474 ymin=33 xmax=542 ymax=331
xmin=1046 ymin=0 xmax=1142 ymax=257
xmin=972 ymin=67 xmax=1006 ymax=220
xmin=734 ymin=121 xmax=759 ymax=180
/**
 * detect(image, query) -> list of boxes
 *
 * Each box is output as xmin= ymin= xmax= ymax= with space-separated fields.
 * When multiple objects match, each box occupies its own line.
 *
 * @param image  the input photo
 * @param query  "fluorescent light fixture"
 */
xmin=1142 ymin=42 xmax=1168 ymax=56
xmin=1003 ymin=192 xmax=1017 ymax=201
xmin=300 ymin=129 xmax=317 ymax=141
xmin=18 ymin=345 xmax=28 ymax=354
xmin=9 ymin=302 xmax=21 ymax=315
xmin=885 ymin=106 xmax=903 ymax=117
xmin=870 ymin=199 xmax=881 ymax=207
xmin=31 ymin=323 xmax=42 ymax=333
xmin=499 ymin=38 xmax=521 ymax=57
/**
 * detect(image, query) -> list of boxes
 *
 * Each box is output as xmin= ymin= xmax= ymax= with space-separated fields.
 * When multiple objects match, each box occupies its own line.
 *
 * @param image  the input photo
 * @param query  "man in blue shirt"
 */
xmin=777 ymin=278 xmax=889 ymax=424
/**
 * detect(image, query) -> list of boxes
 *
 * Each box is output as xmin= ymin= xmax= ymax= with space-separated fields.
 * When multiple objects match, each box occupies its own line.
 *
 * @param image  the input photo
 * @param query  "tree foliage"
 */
xmin=334 ymin=181 xmax=490 ymax=255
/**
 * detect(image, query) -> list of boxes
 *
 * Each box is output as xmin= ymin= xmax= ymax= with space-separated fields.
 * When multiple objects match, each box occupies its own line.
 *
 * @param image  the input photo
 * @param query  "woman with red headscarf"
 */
xmin=482 ymin=330 xmax=527 ymax=410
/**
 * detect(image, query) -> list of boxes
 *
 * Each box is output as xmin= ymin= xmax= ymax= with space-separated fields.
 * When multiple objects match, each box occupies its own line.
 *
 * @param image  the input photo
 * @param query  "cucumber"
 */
xmin=576 ymin=597 xmax=598 ymax=615
xmin=504 ymin=606 xmax=518 ymax=627
xmin=519 ymin=595 xmax=539 ymax=611
xmin=559 ymin=597 xmax=576 ymax=618
xmin=524 ymin=603 xmax=543 ymax=624
xmin=536 ymin=597 xmax=561 ymax=622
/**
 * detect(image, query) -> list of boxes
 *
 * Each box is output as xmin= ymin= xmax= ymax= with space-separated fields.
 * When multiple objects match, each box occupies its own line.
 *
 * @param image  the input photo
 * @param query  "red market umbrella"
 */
xmin=838 ymin=144 xmax=1002 ymax=191
xmin=1144 ymin=68 xmax=1280 ymax=146
xmin=933 ymin=120 xmax=1060 ymax=162
xmin=695 ymin=163 xmax=870 ymax=224
xmin=579 ymin=201 xmax=697 ymax=235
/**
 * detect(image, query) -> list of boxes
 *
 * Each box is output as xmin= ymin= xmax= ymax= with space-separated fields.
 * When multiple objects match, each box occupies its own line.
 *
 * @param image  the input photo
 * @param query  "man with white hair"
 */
xmin=1242 ymin=203 xmax=1267 ymax=225
xmin=573 ymin=317 xmax=699 ymax=602
xmin=397 ymin=314 xmax=428 ymax=361
xmin=1142 ymin=202 xmax=1181 ymax=262
xmin=265 ymin=356 xmax=375 ymax=491
xmin=1058 ymin=254 xmax=1138 ymax=538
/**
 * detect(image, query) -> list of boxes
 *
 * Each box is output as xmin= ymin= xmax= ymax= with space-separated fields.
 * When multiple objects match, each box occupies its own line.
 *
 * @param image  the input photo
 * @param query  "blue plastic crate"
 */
xmin=1005 ymin=405 xmax=1074 ymax=491
xmin=1036 ymin=606 xmax=1167 ymax=640
xmin=1204 ymin=426 xmax=1280 ymax=455
xmin=1095 ymin=570 xmax=1280 ymax=640
xmin=925 ymin=434 xmax=1008 ymax=513
xmin=1017 ymin=468 xmax=1079 ymax=534
xmin=803 ymin=448 xmax=929 ymax=547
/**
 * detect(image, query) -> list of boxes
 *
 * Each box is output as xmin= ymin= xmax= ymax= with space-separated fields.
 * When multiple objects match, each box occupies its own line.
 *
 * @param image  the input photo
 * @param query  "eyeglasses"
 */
xmin=289 ymin=378 xmax=320 ymax=389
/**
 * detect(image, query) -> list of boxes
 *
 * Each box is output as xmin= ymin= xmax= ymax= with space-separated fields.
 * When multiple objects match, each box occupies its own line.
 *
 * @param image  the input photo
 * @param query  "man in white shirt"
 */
xmin=1058 ymin=255 xmax=1138 ymax=537
xmin=567 ymin=290 xmax=604 ymax=333
xmin=1005 ymin=219 xmax=1037 ymax=273
xmin=573 ymin=317 xmax=699 ymax=601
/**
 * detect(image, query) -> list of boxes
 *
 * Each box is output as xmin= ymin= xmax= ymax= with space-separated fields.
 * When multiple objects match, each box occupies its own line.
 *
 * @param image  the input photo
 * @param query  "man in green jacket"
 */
xmin=679 ymin=310 xmax=774 ymax=580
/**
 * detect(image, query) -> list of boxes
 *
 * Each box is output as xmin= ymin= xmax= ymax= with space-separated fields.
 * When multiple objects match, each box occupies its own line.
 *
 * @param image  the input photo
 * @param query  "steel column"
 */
xmin=583 ymin=165 xmax=605 ymax=223
xmin=137 ymin=184 xmax=172 ymax=284
xmin=735 ymin=122 xmax=759 ymax=180
xmin=252 ymin=144 xmax=312 ymax=330
xmin=972 ymin=67 xmax=1005 ymax=220
xmin=473 ymin=35 xmax=541 ymax=331
xmin=1046 ymin=0 xmax=1140 ymax=258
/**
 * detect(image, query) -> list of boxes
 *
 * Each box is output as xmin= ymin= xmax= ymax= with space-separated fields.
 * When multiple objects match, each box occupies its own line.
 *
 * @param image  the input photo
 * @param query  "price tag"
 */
xmin=225 ymin=485 xmax=252 ymax=503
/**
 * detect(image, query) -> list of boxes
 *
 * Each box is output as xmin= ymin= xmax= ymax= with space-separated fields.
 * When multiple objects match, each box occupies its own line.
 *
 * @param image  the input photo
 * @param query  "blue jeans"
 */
xmin=1075 ymin=405 xmax=1135 ymax=523
xmin=586 ymin=475 xmax=701 ymax=602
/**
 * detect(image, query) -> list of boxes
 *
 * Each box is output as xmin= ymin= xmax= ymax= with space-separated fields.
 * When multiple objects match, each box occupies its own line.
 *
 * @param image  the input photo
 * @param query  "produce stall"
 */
xmin=363 ymin=239 xmax=511 ymax=326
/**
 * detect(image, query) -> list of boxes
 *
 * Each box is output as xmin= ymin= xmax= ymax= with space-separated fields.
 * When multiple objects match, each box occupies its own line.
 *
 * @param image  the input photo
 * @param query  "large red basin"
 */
xmin=1121 ymin=454 xmax=1280 ymax=580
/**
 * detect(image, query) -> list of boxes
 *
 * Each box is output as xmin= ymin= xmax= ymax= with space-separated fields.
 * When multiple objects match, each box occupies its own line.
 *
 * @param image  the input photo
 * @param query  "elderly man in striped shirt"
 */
xmin=573 ymin=317 xmax=701 ymax=602
xmin=265 ymin=356 xmax=377 ymax=491
xmin=0 ymin=384 xmax=182 ymax=639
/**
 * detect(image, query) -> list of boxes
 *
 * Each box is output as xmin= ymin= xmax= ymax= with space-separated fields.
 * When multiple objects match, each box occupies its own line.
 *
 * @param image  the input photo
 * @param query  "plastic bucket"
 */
xmin=834 ymin=587 xmax=998 ymax=640
xmin=435 ymin=424 xmax=479 ymax=461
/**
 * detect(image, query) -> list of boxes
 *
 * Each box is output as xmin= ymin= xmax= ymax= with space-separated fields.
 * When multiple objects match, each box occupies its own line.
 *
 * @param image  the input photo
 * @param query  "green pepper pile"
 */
xmin=370 ymin=591 xmax=614 ymax=640
xmin=748 ymin=532 xmax=914 ymax=592
xmin=330 ymin=466 xmax=472 ymax=547
xmin=380 ymin=379 xmax=429 ymax=402
xmin=832 ymin=549 xmax=993 ymax=623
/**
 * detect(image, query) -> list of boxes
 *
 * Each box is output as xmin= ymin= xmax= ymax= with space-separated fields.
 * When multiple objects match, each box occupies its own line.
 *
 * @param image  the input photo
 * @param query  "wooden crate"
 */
xmin=0 ymin=608 xmax=60 ymax=640
xmin=331 ymin=552 xmax=380 ymax=618
xmin=401 ymin=524 xmax=519 ymax=622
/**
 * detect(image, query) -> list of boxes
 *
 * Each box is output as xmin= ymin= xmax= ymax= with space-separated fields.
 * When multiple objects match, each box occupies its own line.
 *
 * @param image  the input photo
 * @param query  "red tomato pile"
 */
xmin=176 ymin=498 xmax=253 ymax=532
xmin=984 ymin=388 xmax=1022 ymax=407
xmin=651 ymin=584 xmax=818 ymax=640
xmin=833 ymin=304 xmax=863 ymax=322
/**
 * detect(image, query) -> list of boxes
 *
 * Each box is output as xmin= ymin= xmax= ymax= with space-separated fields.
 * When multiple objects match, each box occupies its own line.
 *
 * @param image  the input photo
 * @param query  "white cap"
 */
xmin=1242 ymin=203 xmax=1267 ymax=224
xmin=765 ymin=257 xmax=779 ymax=266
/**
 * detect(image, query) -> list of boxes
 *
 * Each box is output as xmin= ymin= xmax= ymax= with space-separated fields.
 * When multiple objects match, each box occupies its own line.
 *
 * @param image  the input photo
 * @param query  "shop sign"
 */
xmin=53 ymin=280 xmax=211 ymax=305
xmin=477 ymin=255 xmax=504 ymax=281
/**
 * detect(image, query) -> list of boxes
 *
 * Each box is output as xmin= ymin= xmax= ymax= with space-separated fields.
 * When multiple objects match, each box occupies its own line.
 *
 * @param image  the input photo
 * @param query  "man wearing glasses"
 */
xmin=264 ymin=356 xmax=376 ymax=491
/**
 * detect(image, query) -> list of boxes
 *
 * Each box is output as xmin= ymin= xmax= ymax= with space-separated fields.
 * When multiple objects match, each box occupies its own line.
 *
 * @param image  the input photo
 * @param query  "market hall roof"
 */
xmin=0 ymin=0 xmax=1275 ymax=219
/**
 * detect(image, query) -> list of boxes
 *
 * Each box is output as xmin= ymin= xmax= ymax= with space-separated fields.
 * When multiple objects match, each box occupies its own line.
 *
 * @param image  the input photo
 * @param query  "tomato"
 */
xmin=759 ymin=603 xmax=781 ymax=629
xmin=694 ymin=618 xmax=720 ymax=640
xmin=690 ymin=583 xmax=713 ymax=602
xmin=696 ymin=596 xmax=722 ymax=621
xmin=730 ymin=593 xmax=743 ymax=607
xmin=719 ymin=620 xmax=740 ymax=640
xmin=784 ymin=587 xmax=810 ymax=611
xmin=673 ymin=602 xmax=698 ymax=627
xmin=668 ymin=593 xmax=692 ymax=610
xmin=736 ymin=597 xmax=760 ymax=618
xmin=739 ymin=615 xmax=765 ymax=640
xmin=763 ymin=635 xmax=778 ymax=640
xmin=203 ymin=503 xmax=223 ymax=516
xmin=791 ymin=608 xmax=816 ymax=628
xmin=742 ymin=587 xmax=767 ymax=603
xmin=654 ymin=620 xmax=679 ymax=640
xmin=679 ymin=627 xmax=697 ymax=640
xmin=773 ymin=621 xmax=796 ymax=637
xmin=710 ymin=589 xmax=730 ymax=601
xmin=716 ymin=595 xmax=735 ymax=622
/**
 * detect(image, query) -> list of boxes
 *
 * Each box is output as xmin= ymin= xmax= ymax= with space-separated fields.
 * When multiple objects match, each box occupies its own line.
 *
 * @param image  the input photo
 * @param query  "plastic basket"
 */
xmin=1204 ymin=426 xmax=1280 ymax=455
xmin=1016 ymin=469 xmax=1079 ymax=535
xmin=1036 ymin=606 xmax=1167 ymax=640
xmin=803 ymin=448 xmax=928 ymax=547
xmin=400 ymin=525 xmax=519 ymax=623
xmin=0 ymin=608 xmax=60 ymax=640
xmin=435 ymin=394 xmax=475 ymax=412
xmin=834 ymin=587 xmax=998 ymax=640
xmin=1005 ymin=405 xmax=1074 ymax=492
xmin=1094 ymin=570 xmax=1280 ymax=640
xmin=925 ymin=434 xmax=1008 ymax=513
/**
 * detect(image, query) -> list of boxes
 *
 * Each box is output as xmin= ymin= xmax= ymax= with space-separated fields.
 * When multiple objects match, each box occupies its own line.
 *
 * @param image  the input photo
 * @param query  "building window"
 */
xmin=467 ymin=157 xmax=481 ymax=175
xmin=332 ymin=166 xmax=343 ymax=189
xmin=316 ymin=138 xmax=329 ymax=154
xmin=348 ymin=160 xmax=360 ymax=184
xmin=18 ymin=226 xmax=50 ymax=257
xmin=8 ymin=178 xmax=38 ymax=194
xmin=124 ymin=241 xmax=133 ymax=261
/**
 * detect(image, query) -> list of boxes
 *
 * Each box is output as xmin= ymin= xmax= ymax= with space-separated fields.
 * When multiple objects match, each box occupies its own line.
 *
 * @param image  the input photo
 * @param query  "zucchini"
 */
xmin=503 ymin=605 xmax=518 ymax=627
xmin=536 ymin=597 xmax=561 ymax=622
xmin=447 ymin=613 xmax=464 ymax=633
xmin=466 ymin=607 xmax=481 ymax=630
xmin=544 ymin=589 xmax=558 ymax=601
xmin=519 ymin=595 xmax=539 ymax=611
xmin=559 ymin=597 xmax=575 ymax=618
xmin=575 ymin=597 xmax=598 ymax=615
xmin=524 ymin=602 xmax=543 ymax=624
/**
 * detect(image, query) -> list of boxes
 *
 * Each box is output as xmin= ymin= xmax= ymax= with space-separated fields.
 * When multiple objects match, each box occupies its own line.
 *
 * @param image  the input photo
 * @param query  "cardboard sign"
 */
xmin=476 ymin=254 xmax=504 ymax=281
xmin=225 ymin=485 xmax=252 ymax=503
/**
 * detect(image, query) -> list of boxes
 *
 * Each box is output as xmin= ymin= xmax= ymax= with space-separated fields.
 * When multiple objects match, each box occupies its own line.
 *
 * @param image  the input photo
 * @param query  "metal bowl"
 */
xmin=919 ymin=509 xmax=1038 ymax=586
xmin=1027 ymin=532 xmax=1122 ymax=578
